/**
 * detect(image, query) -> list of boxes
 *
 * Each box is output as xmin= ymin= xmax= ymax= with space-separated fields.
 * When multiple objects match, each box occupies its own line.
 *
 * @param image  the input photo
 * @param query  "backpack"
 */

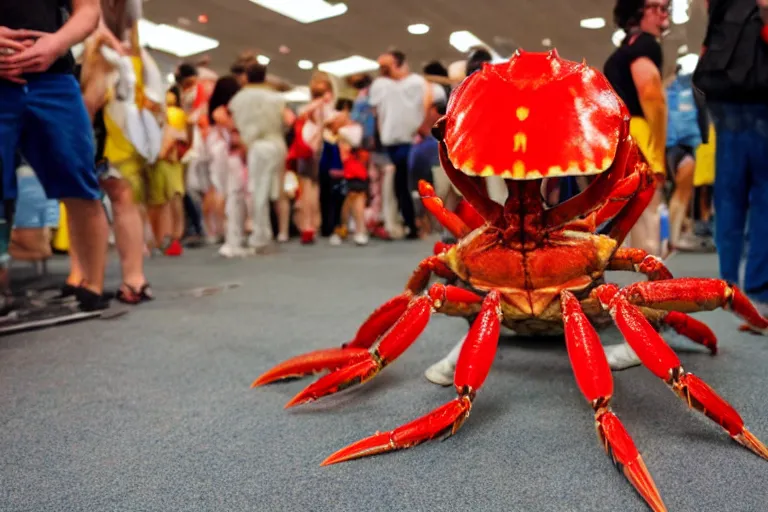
xmin=693 ymin=0 xmax=768 ymax=103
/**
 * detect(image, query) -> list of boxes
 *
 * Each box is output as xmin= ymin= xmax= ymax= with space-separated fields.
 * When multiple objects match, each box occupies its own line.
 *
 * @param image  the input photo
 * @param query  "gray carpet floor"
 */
xmin=1 ymin=240 xmax=767 ymax=512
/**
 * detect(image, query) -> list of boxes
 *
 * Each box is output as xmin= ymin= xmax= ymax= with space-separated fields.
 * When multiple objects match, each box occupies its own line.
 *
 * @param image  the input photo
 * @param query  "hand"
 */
xmin=0 ymin=28 xmax=44 ymax=82
xmin=0 ymin=68 xmax=25 ymax=84
xmin=0 ymin=33 xmax=66 ymax=74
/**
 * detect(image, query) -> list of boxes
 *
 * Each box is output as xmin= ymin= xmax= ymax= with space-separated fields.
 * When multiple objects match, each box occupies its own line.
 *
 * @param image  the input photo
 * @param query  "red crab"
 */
xmin=252 ymin=50 xmax=768 ymax=511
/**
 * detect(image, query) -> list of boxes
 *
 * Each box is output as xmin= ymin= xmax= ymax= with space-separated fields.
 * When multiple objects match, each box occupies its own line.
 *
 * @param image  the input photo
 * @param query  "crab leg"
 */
xmin=606 ymin=249 xmax=718 ymax=353
xmin=607 ymin=247 xmax=673 ymax=281
xmin=594 ymin=284 xmax=768 ymax=460
xmin=543 ymin=130 xmax=632 ymax=230
xmin=321 ymin=290 xmax=501 ymax=466
xmin=284 ymin=284 xmax=484 ymax=408
xmin=619 ymin=278 xmax=768 ymax=334
xmin=602 ymin=166 xmax=657 ymax=247
xmin=565 ymin=169 xmax=652 ymax=233
xmin=561 ymin=291 xmax=666 ymax=512
xmin=251 ymin=257 xmax=457 ymax=387
xmin=417 ymin=180 xmax=472 ymax=239
xmin=437 ymin=139 xmax=503 ymax=224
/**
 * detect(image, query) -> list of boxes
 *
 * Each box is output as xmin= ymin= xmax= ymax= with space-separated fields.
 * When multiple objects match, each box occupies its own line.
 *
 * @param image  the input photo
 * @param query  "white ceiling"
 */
xmin=140 ymin=0 xmax=708 ymax=87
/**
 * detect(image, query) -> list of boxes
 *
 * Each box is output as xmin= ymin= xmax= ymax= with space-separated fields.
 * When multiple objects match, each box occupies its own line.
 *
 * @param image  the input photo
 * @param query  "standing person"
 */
xmin=600 ymin=0 xmax=670 ymax=370
xmin=694 ymin=0 xmax=768 ymax=314
xmin=665 ymin=65 xmax=710 ymax=251
xmin=145 ymin=86 xmax=187 ymax=256
xmin=204 ymin=75 xmax=242 ymax=245
xmin=369 ymin=50 xmax=433 ymax=240
xmin=289 ymin=71 xmax=336 ymax=244
xmin=604 ymin=0 xmax=670 ymax=255
xmin=228 ymin=62 xmax=288 ymax=253
xmin=76 ymin=16 xmax=156 ymax=303
xmin=0 ymin=0 xmax=111 ymax=311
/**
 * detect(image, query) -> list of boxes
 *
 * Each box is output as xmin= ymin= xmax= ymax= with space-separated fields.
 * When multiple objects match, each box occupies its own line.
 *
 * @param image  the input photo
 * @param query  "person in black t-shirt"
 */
xmin=0 ymin=0 xmax=111 ymax=312
xmin=603 ymin=0 xmax=670 ymax=370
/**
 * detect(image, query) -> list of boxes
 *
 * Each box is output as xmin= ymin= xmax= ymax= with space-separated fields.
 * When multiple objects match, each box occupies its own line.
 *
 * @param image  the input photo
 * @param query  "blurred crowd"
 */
xmin=1 ymin=0 xmax=767 ymax=326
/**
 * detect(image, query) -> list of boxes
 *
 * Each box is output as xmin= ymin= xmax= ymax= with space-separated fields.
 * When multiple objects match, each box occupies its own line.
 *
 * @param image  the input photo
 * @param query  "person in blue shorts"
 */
xmin=0 ymin=0 xmax=110 ymax=311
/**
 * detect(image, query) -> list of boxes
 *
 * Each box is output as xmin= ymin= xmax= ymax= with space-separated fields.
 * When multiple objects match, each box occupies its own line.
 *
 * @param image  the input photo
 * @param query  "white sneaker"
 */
xmin=276 ymin=233 xmax=289 ymax=243
xmin=424 ymin=357 xmax=456 ymax=386
xmin=605 ymin=342 xmax=642 ymax=370
xmin=353 ymin=232 xmax=369 ymax=246
xmin=329 ymin=234 xmax=342 ymax=246
xmin=218 ymin=245 xmax=248 ymax=258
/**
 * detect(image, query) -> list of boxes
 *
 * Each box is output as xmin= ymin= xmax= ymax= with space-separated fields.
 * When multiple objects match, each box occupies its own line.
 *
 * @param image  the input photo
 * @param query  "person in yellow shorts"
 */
xmin=71 ymin=19 xmax=156 ymax=305
xmin=601 ymin=0 xmax=671 ymax=371
xmin=146 ymin=88 xmax=188 ymax=256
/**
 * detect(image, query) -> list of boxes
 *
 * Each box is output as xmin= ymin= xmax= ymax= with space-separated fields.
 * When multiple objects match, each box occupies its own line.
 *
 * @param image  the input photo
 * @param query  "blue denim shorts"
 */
xmin=0 ymin=74 xmax=100 ymax=201
xmin=14 ymin=171 xmax=59 ymax=229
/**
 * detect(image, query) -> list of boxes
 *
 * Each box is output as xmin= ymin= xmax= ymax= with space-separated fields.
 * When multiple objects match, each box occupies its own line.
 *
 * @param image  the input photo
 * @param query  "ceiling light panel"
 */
xmin=249 ymin=0 xmax=348 ymax=24
xmin=317 ymin=55 xmax=379 ymax=76
xmin=284 ymin=86 xmax=311 ymax=102
xmin=298 ymin=60 xmax=314 ymax=70
xmin=671 ymin=0 xmax=690 ymax=24
xmin=408 ymin=23 xmax=430 ymax=35
xmin=449 ymin=30 xmax=484 ymax=53
xmin=580 ymin=17 xmax=606 ymax=29
xmin=138 ymin=19 xmax=219 ymax=57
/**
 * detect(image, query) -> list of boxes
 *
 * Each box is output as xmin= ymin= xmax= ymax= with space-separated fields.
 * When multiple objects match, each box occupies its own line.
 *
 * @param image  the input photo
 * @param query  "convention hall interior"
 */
xmin=1 ymin=0 xmax=767 ymax=511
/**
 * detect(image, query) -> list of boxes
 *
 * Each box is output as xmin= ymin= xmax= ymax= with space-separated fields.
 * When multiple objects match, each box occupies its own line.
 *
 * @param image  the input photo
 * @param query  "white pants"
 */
xmin=626 ymin=188 xmax=663 ymax=256
xmin=224 ymin=155 xmax=248 ymax=249
xmin=247 ymin=140 xmax=286 ymax=249
xmin=382 ymin=164 xmax=403 ymax=238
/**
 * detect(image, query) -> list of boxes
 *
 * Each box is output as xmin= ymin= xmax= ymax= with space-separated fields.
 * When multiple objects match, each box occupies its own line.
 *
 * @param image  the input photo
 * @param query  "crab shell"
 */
xmin=442 ymin=49 xmax=630 ymax=180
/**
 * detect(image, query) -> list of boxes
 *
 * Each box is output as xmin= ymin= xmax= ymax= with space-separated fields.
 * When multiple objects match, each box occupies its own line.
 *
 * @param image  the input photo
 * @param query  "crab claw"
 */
xmin=321 ymin=396 xmax=472 ymax=466
xmin=285 ymin=296 xmax=434 ymax=408
xmin=597 ymin=411 xmax=667 ymax=512
xmin=284 ymin=358 xmax=380 ymax=408
xmin=250 ymin=347 xmax=371 ymax=388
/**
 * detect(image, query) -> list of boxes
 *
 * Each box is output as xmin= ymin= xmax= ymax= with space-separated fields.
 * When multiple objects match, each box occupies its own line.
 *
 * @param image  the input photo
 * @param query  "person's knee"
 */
xmin=103 ymin=179 xmax=135 ymax=211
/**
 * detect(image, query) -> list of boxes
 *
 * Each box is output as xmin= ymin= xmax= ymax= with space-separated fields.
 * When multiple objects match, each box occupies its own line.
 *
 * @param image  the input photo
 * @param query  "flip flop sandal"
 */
xmin=116 ymin=283 xmax=155 ymax=305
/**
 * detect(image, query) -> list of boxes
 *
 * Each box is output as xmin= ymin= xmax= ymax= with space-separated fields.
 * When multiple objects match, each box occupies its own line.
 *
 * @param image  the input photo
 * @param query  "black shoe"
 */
xmin=405 ymin=231 xmax=420 ymax=240
xmin=75 ymin=287 xmax=111 ymax=312
xmin=56 ymin=283 xmax=80 ymax=299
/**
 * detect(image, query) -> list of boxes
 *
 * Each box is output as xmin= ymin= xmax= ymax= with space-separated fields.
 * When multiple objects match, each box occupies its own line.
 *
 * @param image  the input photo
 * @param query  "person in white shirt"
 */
xmin=228 ymin=63 xmax=288 ymax=253
xmin=369 ymin=50 xmax=432 ymax=239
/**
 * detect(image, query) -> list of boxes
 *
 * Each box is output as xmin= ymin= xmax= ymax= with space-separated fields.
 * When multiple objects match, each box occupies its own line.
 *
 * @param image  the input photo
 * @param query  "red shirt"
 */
xmin=343 ymin=157 xmax=368 ymax=181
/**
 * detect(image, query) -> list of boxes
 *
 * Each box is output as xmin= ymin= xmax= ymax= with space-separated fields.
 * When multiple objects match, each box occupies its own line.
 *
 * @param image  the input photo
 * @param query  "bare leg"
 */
xmin=170 ymin=194 xmax=185 ymax=241
xmin=10 ymin=228 xmax=52 ymax=261
xmin=275 ymin=192 xmax=290 ymax=241
xmin=147 ymin=202 xmax=171 ymax=248
xmin=352 ymin=193 xmax=367 ymax=235
xmin=101 ymin=178 xmax=146 ymax=290
xmin=62 ymin=198 xmax=108 ymax=294
xmin=669 ymin=155 xmax=695 ymax=247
